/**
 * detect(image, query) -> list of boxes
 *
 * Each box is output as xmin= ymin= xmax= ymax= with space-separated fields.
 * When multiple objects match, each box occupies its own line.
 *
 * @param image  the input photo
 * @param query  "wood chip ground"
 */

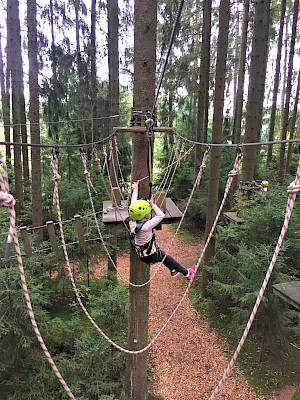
xmin=94 ymin=224 xmax=295 ymax=400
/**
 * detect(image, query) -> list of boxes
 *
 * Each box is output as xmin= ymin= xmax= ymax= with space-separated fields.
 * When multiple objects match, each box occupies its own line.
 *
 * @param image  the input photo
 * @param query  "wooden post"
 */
xmin=46 ymin=221 xmax=58 ymax=252
xmin=74 ymin=214 xmax=85 ymax=245
xmin=107 ymin=224 xmax=117 ymax=273
xmin=123 ymin=2 xmax=157 ymax=397
xmin=20 ymin=226 xmax=32 ymax=258
xmin=111 ymin=187 xmax=122 ymax=207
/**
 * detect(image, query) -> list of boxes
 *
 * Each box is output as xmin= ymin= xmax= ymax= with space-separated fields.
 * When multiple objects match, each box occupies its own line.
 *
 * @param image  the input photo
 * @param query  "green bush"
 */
xmin=0 ymin=270 xmax=128 ymax=399
xmin=208 ymin=183 xmax=300 ymax=344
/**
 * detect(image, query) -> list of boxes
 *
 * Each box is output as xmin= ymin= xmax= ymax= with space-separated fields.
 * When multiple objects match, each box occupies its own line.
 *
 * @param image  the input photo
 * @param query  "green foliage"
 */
xmin=208 ymin=182 xmax=300 ymax=347
xmin=0 ymin=262 xmax=128 ymax=400
xmin=292 ymin=389 xmax=300 ymax=400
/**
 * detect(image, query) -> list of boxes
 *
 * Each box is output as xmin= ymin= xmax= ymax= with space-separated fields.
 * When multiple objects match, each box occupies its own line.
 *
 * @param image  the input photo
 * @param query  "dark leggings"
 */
xmin=139 ymin=248 xmax=188 ymax=276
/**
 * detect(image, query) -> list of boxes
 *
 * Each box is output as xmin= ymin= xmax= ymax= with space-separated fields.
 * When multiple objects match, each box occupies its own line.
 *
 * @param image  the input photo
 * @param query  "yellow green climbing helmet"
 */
xmin=129 ymin=199 xmax=151 ymax=221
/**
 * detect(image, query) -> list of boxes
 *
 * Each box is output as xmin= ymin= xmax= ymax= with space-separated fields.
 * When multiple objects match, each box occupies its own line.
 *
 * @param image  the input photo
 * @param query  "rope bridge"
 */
xmin=1 ymin=147 xmax=299 ymax=399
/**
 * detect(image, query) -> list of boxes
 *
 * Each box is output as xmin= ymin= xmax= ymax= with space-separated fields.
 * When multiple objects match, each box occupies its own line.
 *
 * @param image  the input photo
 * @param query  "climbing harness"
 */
xmin=124 ymin=216 xmax=157 ymax=259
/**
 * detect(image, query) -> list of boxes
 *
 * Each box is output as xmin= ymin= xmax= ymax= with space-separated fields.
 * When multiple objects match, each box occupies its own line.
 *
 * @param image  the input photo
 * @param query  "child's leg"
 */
xmin=158 ymin=250 xmax=188 ymax=276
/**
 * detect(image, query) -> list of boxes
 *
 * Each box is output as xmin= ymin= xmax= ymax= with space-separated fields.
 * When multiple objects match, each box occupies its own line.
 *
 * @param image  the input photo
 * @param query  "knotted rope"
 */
xmin=209 ymin=159 xmax=300 ymax=399
xmin=83 ymin=146 xmax=206 ymax=288
xmin=0 ymin=156 xmax=76 ymax=400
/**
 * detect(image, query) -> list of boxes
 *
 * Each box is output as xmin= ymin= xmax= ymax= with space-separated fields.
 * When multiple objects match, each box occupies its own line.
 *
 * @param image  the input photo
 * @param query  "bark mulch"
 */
xmin=94 ymin=224 xmax=291 ymax=400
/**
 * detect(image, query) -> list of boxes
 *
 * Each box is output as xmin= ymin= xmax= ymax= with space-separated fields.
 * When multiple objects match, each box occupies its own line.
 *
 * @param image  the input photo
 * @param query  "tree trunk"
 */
xmin=231 ymin=0 xmax=250 ymax=198
xmin=0 ymin=31 xmax=11 ymax=163
xmin=241 ymin=0 xmax=271 ymax=182
xmin=267 ymin=0 xmax=286 ymax=166
xmin=201 ymin=0 xmax=231 ymax=297
xmin=49 ymin=0 xmax=59 ymax=142
xmin=90 ymin=0 xmax=98 ymax=141
xmin=286 ymin=68 xmax=300 ymax=173
xmin=195 ymin=0 xmax=211 ymax=174
xmin=107 ymin=0 xmax=119 ymax=273
xmin=12 ymin=2 xmax=30 ymax=184
xmin=7 ymin=0 xmax=24 ymax=216
xmin=278 ymin=0 xmax=299 ymax=183
xmin=232 ymin=0 xmax=249 ymax=145
xmin=27 ymin=0 xmax=43 ymax=244
xmin=74 ymin=0 xmax=85 ymax=143
xmin=125 ymin=1 xmax=157 ymax=398
xmin=108 ymin=0 xmax=120 ymax=188
xmin=19 ymin=90 xmax=29 ymax=183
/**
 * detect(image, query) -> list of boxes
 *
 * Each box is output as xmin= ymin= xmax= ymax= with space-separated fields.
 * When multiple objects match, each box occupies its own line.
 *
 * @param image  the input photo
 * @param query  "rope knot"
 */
xmin=0 ymin=191 xmax=16 ymax=207
xmin=287 ymin=181 xmax=300 ymax=194
xmin=53 ymin=173 xmax=61 ymax=182
xmin=228 ymin=169 xmax=238 ymax=177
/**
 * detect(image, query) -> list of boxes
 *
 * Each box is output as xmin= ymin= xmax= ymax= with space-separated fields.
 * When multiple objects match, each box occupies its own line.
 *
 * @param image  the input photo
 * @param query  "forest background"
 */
xmin=0 ymin=0 xmax=300 ymax=399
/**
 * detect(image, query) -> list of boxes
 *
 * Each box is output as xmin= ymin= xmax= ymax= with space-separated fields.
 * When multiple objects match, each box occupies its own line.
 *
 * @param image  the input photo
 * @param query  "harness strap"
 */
xmin=125 ymin=217 xmax=157 ymax=257
xmin=146 ymin=113 xmax=154 ymax=199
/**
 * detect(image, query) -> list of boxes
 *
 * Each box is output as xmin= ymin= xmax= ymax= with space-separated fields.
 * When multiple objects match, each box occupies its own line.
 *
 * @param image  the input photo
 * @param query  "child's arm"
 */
xmin=143 ymin=198 xmax=164 ymax=230
xmin=131 ymin=181 xmax=139 ymax=204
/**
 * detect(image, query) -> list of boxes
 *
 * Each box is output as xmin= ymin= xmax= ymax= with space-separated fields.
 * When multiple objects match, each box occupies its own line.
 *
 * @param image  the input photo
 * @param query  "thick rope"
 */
xmin=93 ymin=147 xmax=112 ymax=201
xmin=109 ymin=137 xmax=125 ymax=200
xmin=53 ymin=153 xmax=190 ymax=354
xmin=138 ymin=151 xmax=244 ymax=353
xmin=147 ymin=134 xmax=154 ymax=199
xmin=152 ymin=0 xmax=185 ymax=115
xmin=155 ymin=139 xmax=178 ymax=195
xmin=114 ymin=137 xmax=127 ymax=194
xmin=0 ymin=157 xmax=76 ymax=400
xmin=156 ymin=144 xmax=194 ymax=206
xmin=209 ymin=159 xmax=300 ymax=399
xmin=138 ymin=143 xmax=194 ymax=185
xmin=77 ymin=150 xmax=240 ymax=355
xmin=52 ymin=155 xmax=148 ymax=353
xmin=82 ymin=146 xmax=203 ymax=288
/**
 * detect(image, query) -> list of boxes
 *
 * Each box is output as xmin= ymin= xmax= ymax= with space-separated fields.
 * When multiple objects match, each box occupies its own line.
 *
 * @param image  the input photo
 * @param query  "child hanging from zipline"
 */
xmin=125 ymin=181 xmax=197 ymax=280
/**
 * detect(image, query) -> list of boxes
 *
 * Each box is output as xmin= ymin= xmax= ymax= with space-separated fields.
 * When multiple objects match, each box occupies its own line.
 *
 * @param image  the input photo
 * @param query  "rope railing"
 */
xmin=62 ymin=149 xmax=240 ymax=357
xmin=1 ymin=132 xmax=299 ymax=150
xmin=2 ymin=138 xmax=299 ymax=399
xmin=84 ymin=142 xmax=198 ymax=288
xmin=209 ymin=159 xmax=300 ymax=399
xmin=0 ymin=156 xmax=76 ymax=400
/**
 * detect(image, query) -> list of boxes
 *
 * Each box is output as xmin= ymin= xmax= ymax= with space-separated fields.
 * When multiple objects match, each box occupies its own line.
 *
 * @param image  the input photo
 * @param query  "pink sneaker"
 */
xmin=186 ymin=264 xmax=197 ymax=281
xmin=171 ymin=269 xmax=179 ymax=277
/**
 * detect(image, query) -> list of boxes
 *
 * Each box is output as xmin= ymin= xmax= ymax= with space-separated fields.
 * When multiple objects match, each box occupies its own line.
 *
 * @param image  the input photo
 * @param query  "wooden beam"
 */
xmin=111 ymin=187 xmax=122 ymax=207
xmin=273 ymin=282 xmax=300 ymax=311
xmin=113 ymin=126 xmax=176 ymax=134
xmin=107 ymin=223 xmax=117 ymax=273
xmin=46 ymin=221 xmax=58 ymax=252
xmin=102 ymin=198 xmax=182 ymax=224
xmin=224 ymin=211 xmax=243 ymax=224
xmin=20 ymin=226 xmax=32 ymax=258
xmin=154 ymin=192 xmax=166 ymax=211
xmin=74 ymin=215 xmax=85 ymax=246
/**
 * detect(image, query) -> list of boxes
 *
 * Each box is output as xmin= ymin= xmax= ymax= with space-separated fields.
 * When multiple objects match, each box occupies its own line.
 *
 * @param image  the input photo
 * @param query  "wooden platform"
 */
xmin=223 ymin=211 xmax=244 ymax=224
xmin=102 ymin=198 xmax=182 ymax=224
xmin=273 ymin=282 xmax=300 ymax=311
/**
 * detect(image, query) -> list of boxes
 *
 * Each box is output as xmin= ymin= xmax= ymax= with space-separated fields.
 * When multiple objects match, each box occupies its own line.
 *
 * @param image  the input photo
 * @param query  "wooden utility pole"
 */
xmin=124 ymin=1 xmax=157 ymax=399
